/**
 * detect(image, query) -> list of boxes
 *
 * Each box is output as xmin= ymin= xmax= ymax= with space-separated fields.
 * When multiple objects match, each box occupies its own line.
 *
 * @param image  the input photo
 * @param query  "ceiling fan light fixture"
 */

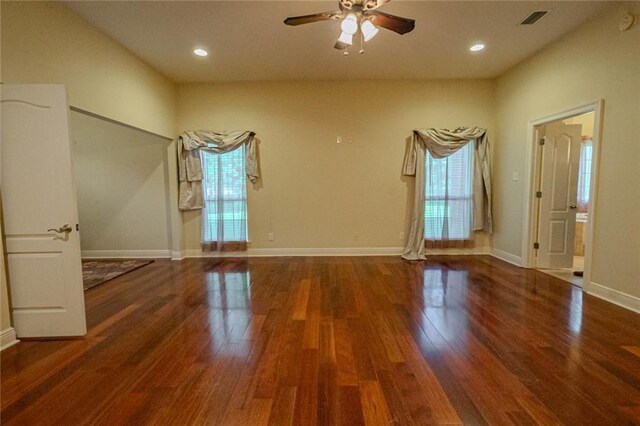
xmin=341 ymin=13 xmax=359 ymax=35
xmin=361 ymin=19 xmax=379 ymax=42
xmin=338 ymin=31 xmax=354 ymax=46
xmin=284 ymin=1 xmax=415 ymax=52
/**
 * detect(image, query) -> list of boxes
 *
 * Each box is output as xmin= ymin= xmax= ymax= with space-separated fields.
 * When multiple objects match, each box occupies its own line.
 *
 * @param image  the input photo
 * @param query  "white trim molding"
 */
xmin=171 ymin=251 xmax=185 ymax=261
xmin=181 ymin=246 xmax=491 ymax=258
xmin=1 ymin=327 xmax=19 ymax=351
xmin=521 ymin=99 xmax=604 ymax=287
xmin=491 ymin=248 xmax=523 ymax=267
xmin=426 ymin=247 xmax=491 ymax=256
xmin=182 ymin=247 xmax=405 ymax=258
xmin=81 ymin=250 xmax=172 ymax=259
xmin=586 ymin=282 xmax=640 ymax=314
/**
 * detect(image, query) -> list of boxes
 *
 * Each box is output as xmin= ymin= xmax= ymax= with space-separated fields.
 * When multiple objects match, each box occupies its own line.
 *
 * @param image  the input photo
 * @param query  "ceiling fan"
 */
xmin=284 ymin=0 xmax=415 ymax=53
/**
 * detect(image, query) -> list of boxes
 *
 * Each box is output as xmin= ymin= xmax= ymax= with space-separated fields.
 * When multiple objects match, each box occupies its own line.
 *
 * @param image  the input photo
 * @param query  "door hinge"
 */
xmin=533 ymin=242 xmax=540 ymax=249
xmin=539 ymin=137 xmax=546 ymax=146
xmin=536 ymin=191 xmax=542 ymax=198
xmin=76 ymin=224 xmax=80 ymax=231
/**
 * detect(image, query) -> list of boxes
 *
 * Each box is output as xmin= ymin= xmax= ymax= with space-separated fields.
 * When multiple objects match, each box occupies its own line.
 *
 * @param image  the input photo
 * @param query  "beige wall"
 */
xmin=71 ymin=111 xmax=173 ymax=254
xmin=494 ymin=3 xmax=640 ymax=297
xmin=1 ymin=1 xmax=176 ymax=138
xmin=177 ymin=80 xmax=495 ymax=251
xmin=3 ymin=0 xmax=636 ymax=307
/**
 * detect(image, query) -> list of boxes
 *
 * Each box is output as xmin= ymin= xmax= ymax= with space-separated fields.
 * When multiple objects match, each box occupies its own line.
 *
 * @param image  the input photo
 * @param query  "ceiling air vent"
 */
xmin=521 ymin=11 xmax=548 ymax=25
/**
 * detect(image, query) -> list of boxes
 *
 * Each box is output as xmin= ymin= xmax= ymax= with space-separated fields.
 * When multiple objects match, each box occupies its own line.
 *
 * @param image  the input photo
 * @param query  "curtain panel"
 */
xmin=402 ymin=127 xmax=493 ymax=260
xmin=177 ymin=130 xmax=258 ymax=211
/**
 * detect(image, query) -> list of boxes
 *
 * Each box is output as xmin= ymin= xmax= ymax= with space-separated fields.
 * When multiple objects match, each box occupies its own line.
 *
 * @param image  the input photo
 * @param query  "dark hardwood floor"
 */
xmin=2 ymin=256 xmax=640 ymax=425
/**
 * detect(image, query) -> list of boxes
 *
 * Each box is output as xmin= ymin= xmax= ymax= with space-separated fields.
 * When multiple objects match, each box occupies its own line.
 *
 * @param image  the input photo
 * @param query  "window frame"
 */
xmin=200 ymin=146 xmax=249 ymax=251
xmin=423 ymin=142 xmax=475 ymax=246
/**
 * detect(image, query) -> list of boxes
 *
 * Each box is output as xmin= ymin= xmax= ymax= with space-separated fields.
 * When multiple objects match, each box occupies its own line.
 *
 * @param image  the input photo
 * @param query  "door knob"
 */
xmin=569 ymin=204 xmax=577 ymax=209
xmin=48 ymin=224 xmax=73 ymax=234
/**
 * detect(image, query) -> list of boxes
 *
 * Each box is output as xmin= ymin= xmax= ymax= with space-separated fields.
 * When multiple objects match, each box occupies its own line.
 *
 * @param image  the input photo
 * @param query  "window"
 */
xmin=201 ymin=146 xmax=248 ymax=251
xmin=576 ymin=138 xmax=592 ymax=213
xmin=424 ymin=142 xmax=474 ymax=246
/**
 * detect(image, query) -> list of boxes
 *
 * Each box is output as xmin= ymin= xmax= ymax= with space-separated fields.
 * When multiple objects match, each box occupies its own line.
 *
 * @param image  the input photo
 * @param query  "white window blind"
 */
xmin=424 ymin=142 xmax=474 ymax=245
xmin=201 ymin=146 xmax=248 ymax=251
xmin=577 ymin=138 xmax=592 ymax=213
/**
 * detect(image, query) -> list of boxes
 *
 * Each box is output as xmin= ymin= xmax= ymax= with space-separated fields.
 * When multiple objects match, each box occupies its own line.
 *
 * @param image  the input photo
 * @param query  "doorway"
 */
xmin=70 ymin=109 xmax=174 ymax=260
xmin=521 ymin=101 xmax=603 ymax=290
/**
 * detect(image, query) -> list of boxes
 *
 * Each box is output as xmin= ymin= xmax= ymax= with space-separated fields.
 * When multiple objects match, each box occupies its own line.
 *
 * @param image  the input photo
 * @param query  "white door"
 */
xmin=1 ymin=84 xmax=86 ymax=337
xmin=536 ymin=123 xmax=582 ymax=269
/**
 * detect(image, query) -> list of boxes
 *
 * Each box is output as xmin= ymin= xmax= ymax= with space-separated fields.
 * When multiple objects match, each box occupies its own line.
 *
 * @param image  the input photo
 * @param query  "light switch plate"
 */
xmin=512 ymin=172 xmax=519 ymax=181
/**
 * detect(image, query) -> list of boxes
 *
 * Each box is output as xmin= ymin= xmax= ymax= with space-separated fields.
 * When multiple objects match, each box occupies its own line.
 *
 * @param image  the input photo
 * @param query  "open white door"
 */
xmin=536 ymin=123 xmax=582 ymax=269
xmin=1 ymin=84 xmax=86 ymax=338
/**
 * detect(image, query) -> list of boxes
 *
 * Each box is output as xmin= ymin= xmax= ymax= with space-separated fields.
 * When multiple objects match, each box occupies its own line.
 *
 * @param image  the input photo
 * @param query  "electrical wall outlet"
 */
xmin=268 ymin=232 xmax=274 ymax=241
xmin=400 ymin=232 xmax=405 ymax=240
xmin=353 ymin=234 xmax=359 ymax=242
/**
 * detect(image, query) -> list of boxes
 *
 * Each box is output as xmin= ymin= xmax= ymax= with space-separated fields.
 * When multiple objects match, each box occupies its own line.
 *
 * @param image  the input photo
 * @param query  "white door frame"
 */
xmin=521 ymin=99 xmax=604 ymax=292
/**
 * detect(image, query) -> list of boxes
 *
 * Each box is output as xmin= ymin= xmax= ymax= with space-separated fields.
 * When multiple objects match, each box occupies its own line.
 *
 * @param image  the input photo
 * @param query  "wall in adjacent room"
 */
xmin=1 ymin=1 xmax=176 ymax=138
xmin=563 ymin=112 xmax=595 ymax=138
xmin=71 ymin=111 xmax=173 ymax=256
xmin=177 ymin=80 xmax=495 ymax=252
xmin=494 ymin=2 xmax=640 ymax=298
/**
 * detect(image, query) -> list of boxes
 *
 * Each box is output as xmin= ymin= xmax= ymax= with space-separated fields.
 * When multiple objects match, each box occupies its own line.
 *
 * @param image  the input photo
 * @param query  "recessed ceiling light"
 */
xmin=469 ymin=43 xmax=485 ymax=52
xmin=193 ymin=48 xmax=208 ymax=57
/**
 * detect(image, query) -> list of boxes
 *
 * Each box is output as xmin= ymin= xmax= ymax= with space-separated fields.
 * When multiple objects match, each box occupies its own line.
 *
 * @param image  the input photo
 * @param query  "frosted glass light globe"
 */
xmin=341 ymin=14 xmax=358 ymax=35
xmin=361 ymin=20 xmax=379 ymax=42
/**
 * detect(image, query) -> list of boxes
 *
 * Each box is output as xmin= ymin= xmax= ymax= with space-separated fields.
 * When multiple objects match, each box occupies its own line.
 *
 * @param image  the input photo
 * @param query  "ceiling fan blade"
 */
xmin=368 ymin=11 xmax=415 ymax=35
xmin=284 ymin=12 xmax=338 ymax=26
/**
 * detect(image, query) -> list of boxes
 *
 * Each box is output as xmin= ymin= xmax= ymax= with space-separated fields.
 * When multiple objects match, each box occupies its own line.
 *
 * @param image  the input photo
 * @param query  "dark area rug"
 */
xmin=82 ymin=259 xmax=154 ymax=291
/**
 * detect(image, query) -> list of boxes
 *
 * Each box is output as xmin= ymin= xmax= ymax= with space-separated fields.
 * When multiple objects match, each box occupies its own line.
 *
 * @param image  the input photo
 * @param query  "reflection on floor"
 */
xmin=3 ymin=256 xmax=640 ymax=424
xmin=538 ymin=256 xmax=584 ymax=287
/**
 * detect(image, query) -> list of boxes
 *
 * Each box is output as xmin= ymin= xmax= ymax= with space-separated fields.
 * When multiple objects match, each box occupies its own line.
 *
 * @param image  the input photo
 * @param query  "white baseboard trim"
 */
xmin=81 ymin=250 xmax=172 ymax=259
xmin=0 ymin=327 xmax=19 ymax=351
xmin=182 ymin=247 xmax=405 ymax=257
xmin=426 ymin=247 xmax=491 ymax=256
xmin=180 ymin=246 xmax=492 ymax=258
xmin=586 ymin=282 xmax=640 ymax=314
xmin=490 ymin=248 xmax=523 ymax=267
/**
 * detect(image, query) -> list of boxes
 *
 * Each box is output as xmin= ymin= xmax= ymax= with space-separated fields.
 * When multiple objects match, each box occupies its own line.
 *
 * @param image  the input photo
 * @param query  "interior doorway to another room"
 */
xmin=522 ymin=102 xmax=602 ymax=289
xmin=70 ymin=109 xmax=174 ymax=261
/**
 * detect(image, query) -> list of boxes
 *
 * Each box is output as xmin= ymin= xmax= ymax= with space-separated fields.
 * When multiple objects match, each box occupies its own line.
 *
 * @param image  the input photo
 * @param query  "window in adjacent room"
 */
xmin=201 ymin=146 xmax=248 ymax=251
xmin=424 ymin=142 xmax=474 ymax=247
xmin=577 ymin=137 xmax=593 ymax=212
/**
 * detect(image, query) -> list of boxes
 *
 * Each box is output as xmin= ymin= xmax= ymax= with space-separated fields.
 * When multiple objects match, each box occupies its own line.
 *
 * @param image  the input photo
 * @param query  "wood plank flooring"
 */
xmin=2 ymin=256 xmax=640 ymax=425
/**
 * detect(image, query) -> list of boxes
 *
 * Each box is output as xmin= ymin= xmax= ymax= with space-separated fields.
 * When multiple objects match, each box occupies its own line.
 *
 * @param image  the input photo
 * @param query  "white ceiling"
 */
xmin=63 ymin=1 xmax=613 ymax=82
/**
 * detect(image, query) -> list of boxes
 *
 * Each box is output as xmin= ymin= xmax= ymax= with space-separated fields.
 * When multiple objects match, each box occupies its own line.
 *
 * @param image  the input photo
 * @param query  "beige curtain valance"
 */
xmin=402 ymin=127 xmax=492 ymax=260
xmin=177 ymin=130 xmax=258 ymax=210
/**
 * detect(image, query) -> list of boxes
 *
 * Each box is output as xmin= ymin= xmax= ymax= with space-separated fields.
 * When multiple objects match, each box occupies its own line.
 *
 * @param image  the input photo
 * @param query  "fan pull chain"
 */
xmin=359 ymin=29 xmax=365 ymax=54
